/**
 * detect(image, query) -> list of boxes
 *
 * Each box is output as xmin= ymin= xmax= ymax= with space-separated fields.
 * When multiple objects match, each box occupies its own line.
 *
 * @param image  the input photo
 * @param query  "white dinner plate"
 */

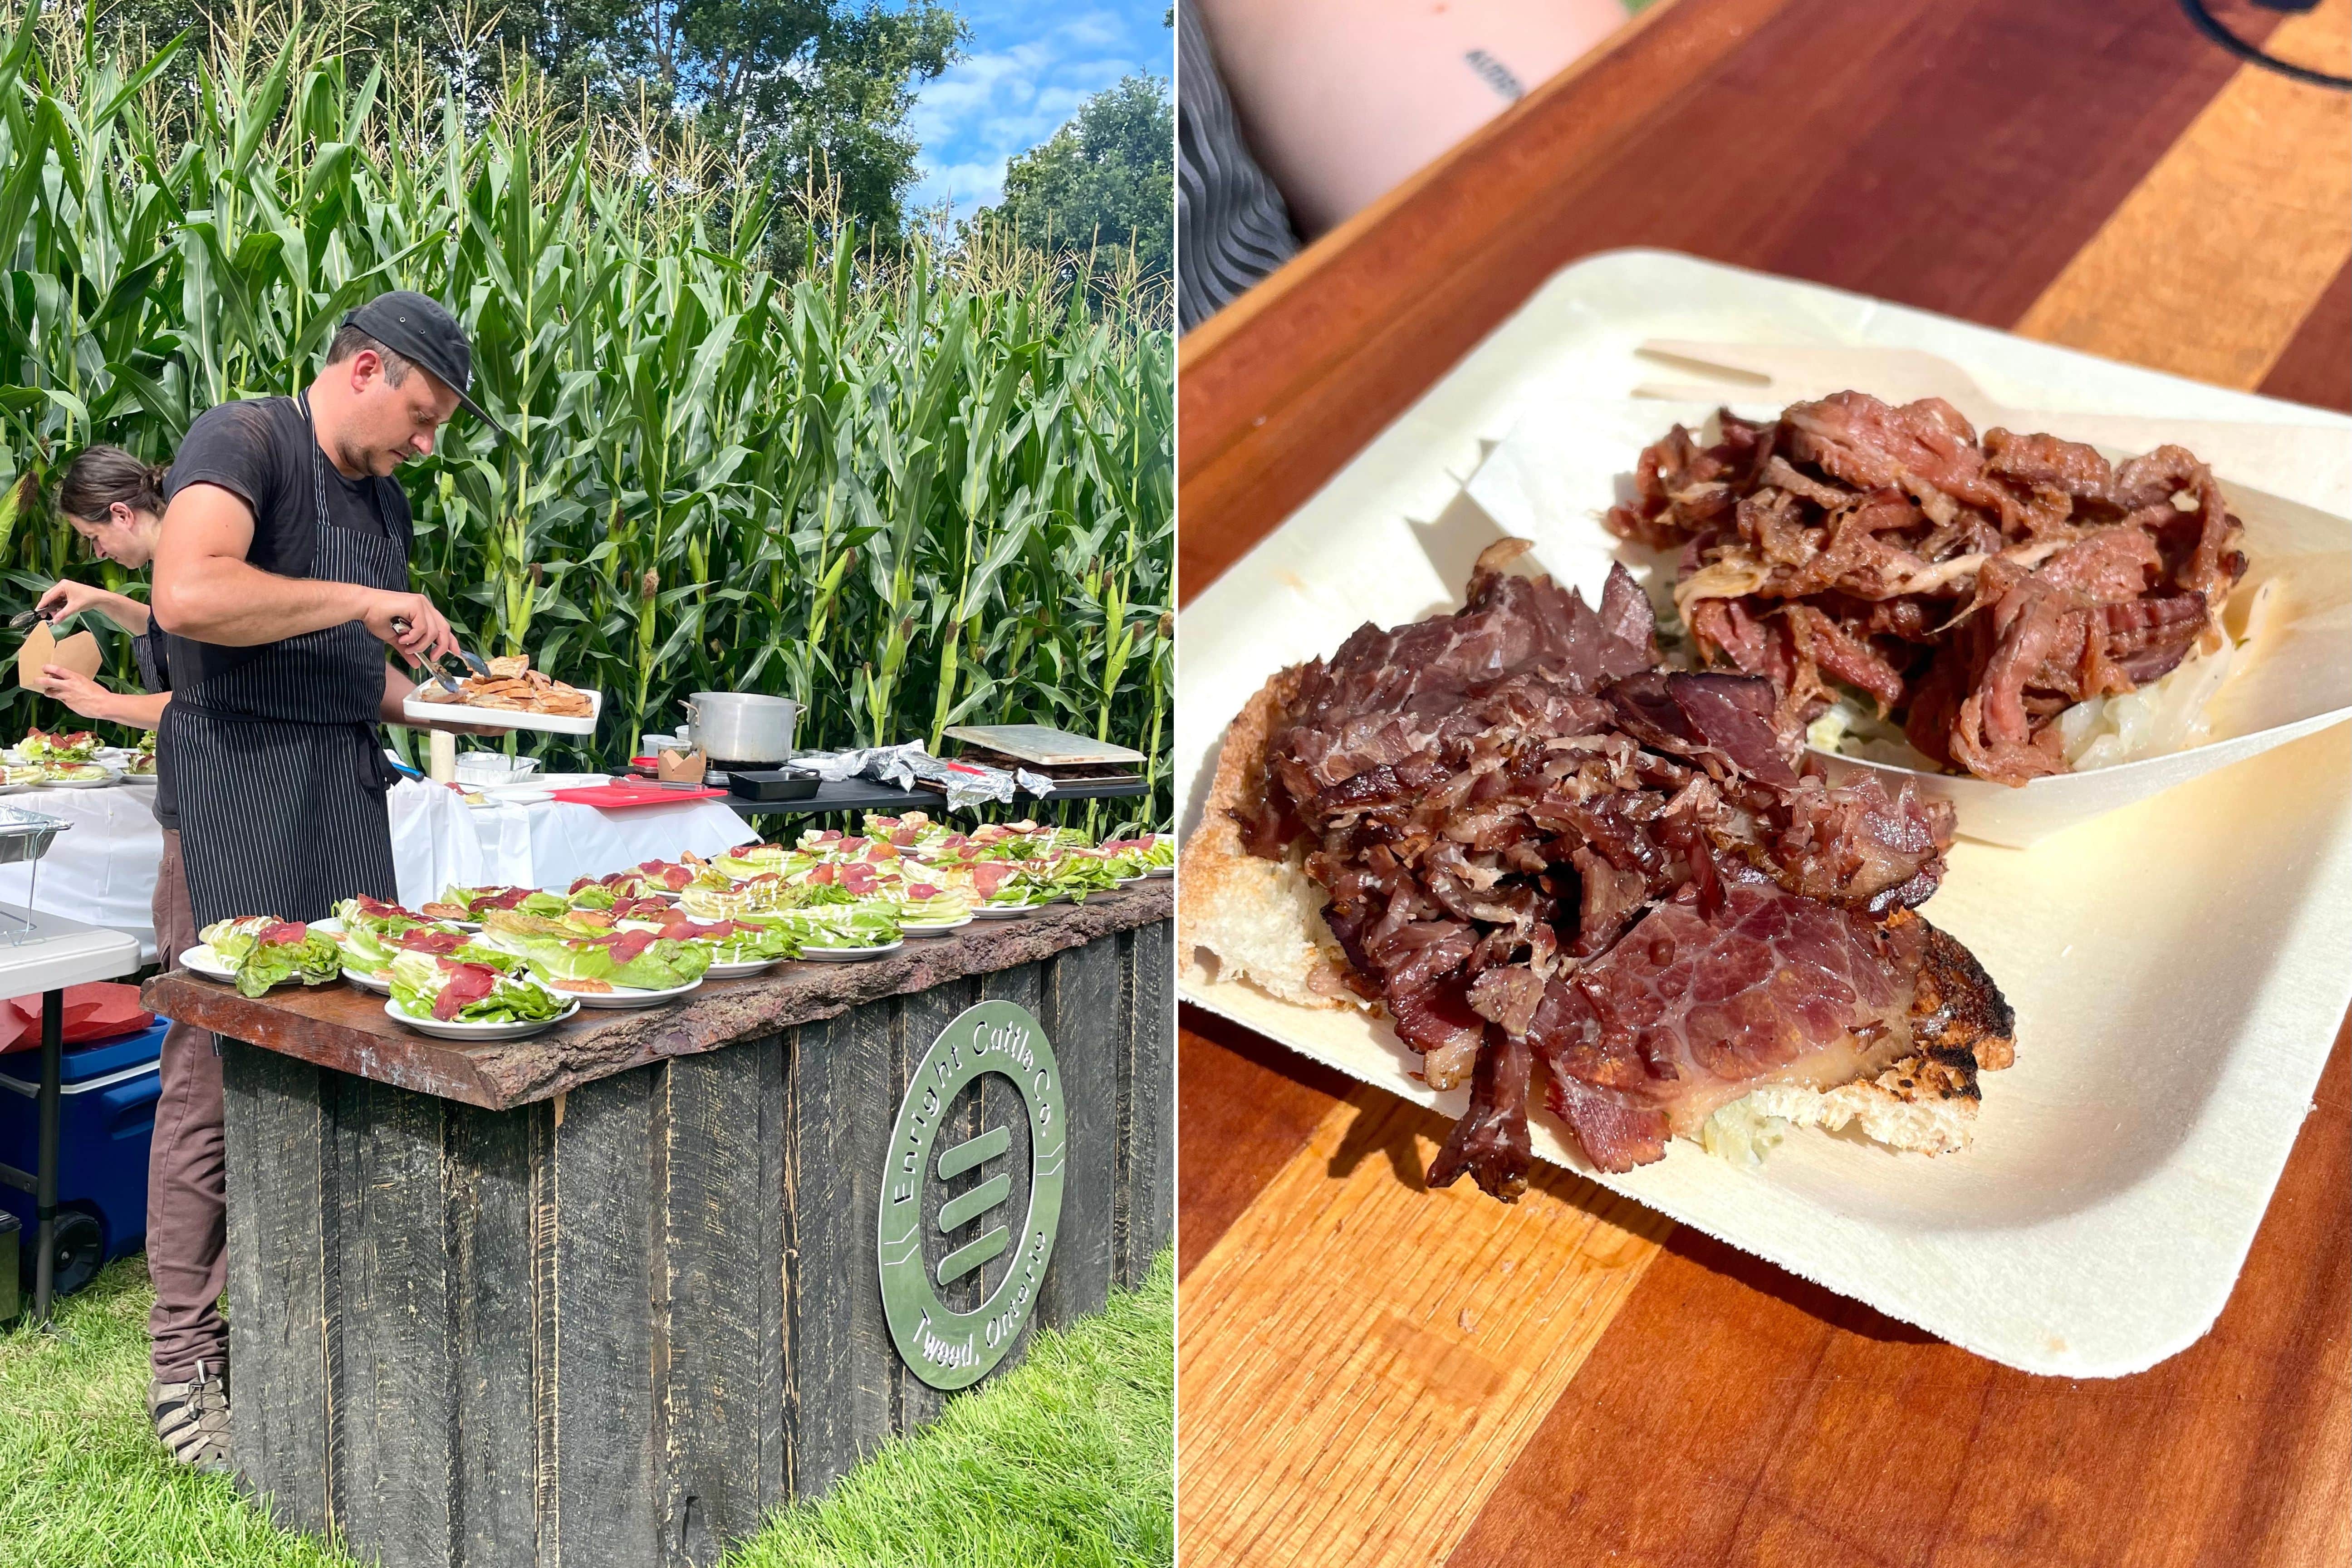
xmin=544 ymin=975 xmax=704 ymax=1009
xmin=178 ymin=943 xmax=329 ymax=992
xmin=795 ymin=940 xmax=904 ymax=962
xmin=41 ymin=769 xmax=119 ymax=789
xmin=970 ymin=904 xmax=1039 ymax=920
xmin=119 ymin=770 xmax=157 ymax=784
xmin=702 ymin=956 xmax=787 ymax=979
xmin=343 ymin=967 xmax=391 ymax=995
xmin=383 ymin=996 xmax=579 ymax=1040
xmin=901 ymin=915 xmax=976 ymax=937
xmin=180 ymin=944 xmax=237 ymax=985
xmin=1145 ymin=866 xmax=1173 ymax=878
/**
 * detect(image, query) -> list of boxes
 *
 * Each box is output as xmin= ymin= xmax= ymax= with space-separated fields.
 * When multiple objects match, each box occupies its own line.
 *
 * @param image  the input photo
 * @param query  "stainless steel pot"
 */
xmin=683 ymin=692 xmax=800 ymax=764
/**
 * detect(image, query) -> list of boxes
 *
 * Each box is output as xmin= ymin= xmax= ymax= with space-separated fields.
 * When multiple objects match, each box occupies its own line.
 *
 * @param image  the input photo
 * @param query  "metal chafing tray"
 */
xmin=942 ymin=725 xmax=1144 ymax=768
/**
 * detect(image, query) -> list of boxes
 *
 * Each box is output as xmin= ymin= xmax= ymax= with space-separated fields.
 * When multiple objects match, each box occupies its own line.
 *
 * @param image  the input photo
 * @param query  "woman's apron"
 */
xmin=159 ymin=392 xmax=405 ymax=929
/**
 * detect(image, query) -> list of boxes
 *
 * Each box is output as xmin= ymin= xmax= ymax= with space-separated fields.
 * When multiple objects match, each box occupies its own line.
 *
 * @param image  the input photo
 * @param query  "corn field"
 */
xmin=0 ymin=4 xmax=1175 ymax=826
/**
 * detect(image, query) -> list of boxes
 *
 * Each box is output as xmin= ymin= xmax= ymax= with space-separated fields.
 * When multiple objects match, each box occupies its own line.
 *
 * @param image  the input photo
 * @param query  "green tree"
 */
xmin=88 ymin=0 xmax=965 ymax=246
xmin=971 ymin=74 xmax=1171 ymax=283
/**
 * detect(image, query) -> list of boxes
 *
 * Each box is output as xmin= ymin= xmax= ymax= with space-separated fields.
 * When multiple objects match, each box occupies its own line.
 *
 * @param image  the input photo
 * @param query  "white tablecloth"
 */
xmin=0 ymin=779 xmax=748 ymax=962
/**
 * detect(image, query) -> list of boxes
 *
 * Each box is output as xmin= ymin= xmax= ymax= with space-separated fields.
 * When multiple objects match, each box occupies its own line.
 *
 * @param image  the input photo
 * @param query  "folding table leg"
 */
xmin=32 ymin=987 xmax=59 ymax=1326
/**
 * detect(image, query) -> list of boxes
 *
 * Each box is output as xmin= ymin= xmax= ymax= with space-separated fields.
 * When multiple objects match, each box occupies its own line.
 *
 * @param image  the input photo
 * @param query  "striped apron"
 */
xmin=160 ymin=392 xmax=405 ymax=929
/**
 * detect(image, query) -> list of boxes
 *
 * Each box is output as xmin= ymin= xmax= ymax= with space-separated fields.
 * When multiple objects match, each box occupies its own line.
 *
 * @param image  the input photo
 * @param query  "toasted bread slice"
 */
xmin=1178 ymin=670 xmax=1366 ymax=1011
xmin=1183 ymin=670 xmax=2017 ymax=1162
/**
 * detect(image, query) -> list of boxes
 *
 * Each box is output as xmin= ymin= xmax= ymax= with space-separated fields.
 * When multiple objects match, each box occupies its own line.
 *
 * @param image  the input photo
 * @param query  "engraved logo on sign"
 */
xmin=878 ymin=1000 xmax=1066 ymax=1389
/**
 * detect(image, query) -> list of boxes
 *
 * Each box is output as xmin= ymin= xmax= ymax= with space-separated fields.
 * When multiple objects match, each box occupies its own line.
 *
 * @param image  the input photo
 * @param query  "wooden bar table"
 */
xmin=146 ymin=883 xmax=1172 ymax=1568
xmin=1176 ymin=1 xmax=2348 ymax=1565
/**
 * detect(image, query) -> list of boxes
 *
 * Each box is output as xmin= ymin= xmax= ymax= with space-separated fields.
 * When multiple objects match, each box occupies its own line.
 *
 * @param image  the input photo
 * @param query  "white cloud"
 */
xmin=907 ymin=8 xmax=1150 ymax=222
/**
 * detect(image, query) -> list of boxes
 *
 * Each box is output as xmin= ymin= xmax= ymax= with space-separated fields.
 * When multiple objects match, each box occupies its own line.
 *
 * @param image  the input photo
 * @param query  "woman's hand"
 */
xmin=33 ymin=663 xmax=124 ymax=723
xmin=34 ymin=579 xmax=147 ymax=633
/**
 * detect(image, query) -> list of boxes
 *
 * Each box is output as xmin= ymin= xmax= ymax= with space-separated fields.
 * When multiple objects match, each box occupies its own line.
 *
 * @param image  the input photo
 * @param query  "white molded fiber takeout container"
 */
xmin=1174 ymin=250 xmax=2352 ymax=1378
xmin=1465 ymin=395 xmax=2352 ymax=847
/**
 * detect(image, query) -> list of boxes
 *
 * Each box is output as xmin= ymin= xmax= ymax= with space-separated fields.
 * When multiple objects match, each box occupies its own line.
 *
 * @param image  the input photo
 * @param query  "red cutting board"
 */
xmin=548 ymin=782 xmax=727 ymax=808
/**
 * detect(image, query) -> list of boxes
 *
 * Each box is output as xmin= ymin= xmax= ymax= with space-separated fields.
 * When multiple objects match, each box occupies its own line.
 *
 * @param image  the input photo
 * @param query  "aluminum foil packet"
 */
xmin=799 ymin=742 xmax=1056 ymax=811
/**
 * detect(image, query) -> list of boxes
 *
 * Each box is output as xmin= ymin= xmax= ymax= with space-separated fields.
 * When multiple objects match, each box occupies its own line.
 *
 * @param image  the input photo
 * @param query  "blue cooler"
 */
xmin=0 ymin=1018 xmax=167 ymax=1299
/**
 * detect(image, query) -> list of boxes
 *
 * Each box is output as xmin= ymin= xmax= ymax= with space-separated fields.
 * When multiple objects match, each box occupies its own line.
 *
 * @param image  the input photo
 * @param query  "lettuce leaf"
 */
xmin=387 ymin=951 xmax=568 ymax=1024
xmin=200 ymin=916 xmax=343 ymax=998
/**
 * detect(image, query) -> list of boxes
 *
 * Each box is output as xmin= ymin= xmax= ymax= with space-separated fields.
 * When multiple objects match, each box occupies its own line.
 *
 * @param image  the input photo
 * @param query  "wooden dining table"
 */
xmin=1174 ymin=1 xmax=2349 ymax=1565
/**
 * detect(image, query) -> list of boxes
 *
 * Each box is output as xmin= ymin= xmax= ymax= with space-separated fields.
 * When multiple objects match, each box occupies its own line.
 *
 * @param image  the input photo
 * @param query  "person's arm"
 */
xmin=1199 ymin=0 xmax=1630 ymax=235
xmin=150 ymin=481 xmax=460 ymax=662
xmin=34 ymin=579 xmax=150 ymax=634
xmin=33 ymin=666 xmax=168 ymax=728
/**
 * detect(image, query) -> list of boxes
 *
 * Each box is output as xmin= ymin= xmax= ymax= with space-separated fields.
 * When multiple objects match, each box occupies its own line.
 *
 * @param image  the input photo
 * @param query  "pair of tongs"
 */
xmin=390 ymin=615 xmax=493 ymax=695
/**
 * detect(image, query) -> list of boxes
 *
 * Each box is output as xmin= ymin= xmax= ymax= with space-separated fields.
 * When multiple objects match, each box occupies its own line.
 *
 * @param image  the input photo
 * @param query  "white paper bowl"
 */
xmin=1466 ymin=397 xmax=2352 ymax=847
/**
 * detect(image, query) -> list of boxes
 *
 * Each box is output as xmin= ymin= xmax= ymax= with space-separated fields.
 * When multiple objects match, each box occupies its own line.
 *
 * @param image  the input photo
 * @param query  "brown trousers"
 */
xmin=146 ymin=828 xmax=226 ymax=1380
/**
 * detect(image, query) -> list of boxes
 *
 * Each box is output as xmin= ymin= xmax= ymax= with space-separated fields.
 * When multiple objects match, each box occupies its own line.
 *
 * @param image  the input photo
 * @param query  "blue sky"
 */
xmin=905 ymin=0 xmax=1174 ymax=222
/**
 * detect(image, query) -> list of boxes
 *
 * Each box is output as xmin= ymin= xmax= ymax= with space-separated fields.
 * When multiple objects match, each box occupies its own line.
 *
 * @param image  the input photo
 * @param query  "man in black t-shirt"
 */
xmin=142 ymin=291 xmax=503 ymax=1473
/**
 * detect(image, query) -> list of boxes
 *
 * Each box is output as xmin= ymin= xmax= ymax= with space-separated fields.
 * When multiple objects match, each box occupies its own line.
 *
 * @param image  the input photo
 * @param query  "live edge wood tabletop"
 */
xmin=1174 ymin=2 xmax=2351 ymax=1566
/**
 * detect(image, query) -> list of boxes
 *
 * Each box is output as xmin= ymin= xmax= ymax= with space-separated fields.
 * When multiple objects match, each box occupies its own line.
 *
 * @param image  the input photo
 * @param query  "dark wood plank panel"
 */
xmin=1119 ymin=920 xmax=1174 ymax=1285
xmin=753 ymin=1035 xmax=787 ymax=1524
xmin=2259 ymin=260 xmax=2352 ymax=413
xmin=332 ymin=1078 xmax=457 ymax=1568
xmin=549 ymin=1069 xmax=659 ymax=1564
xmin=1038 ymin=938 xmax=1121 ymax=1328
xmin=1440 ymin=1025 xmax=2351 ymax=1568
xmin=221 ymin=1043 xmax=338 ymax=1535
xmin=1175 ymin=1007 xmax=1349 ymax=1280
xmin=977 ymin=965 xmax=1046 ymax=1379
xmin=655 ymin=1046 xmax=773 ymax=1567
xmin=1178 ymin=0 xmax=2282 ymax=599
xmin=781 ymin=1006 xmax=899 ymax=1496
xmin=447 ymin=1100 xmax=539 ymax=1567
xmin=896 ymin=977 xmax=975 ymax=1434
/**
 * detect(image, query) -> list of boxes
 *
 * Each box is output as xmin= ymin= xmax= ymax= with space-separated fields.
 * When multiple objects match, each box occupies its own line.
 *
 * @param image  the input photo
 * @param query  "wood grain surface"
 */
xmin=1175 ymin=0 xmax=2351 ymax=1563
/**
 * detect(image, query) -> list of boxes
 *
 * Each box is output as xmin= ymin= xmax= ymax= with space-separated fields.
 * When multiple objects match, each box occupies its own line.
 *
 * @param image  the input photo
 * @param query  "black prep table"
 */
xmin=720 ymin=775 xmax=1148 ymax=820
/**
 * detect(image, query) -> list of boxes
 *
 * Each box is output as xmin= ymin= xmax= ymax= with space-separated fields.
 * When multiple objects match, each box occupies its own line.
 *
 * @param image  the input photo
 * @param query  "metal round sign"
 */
xmin=878 ymin=999 xmax=1067 ymax=1389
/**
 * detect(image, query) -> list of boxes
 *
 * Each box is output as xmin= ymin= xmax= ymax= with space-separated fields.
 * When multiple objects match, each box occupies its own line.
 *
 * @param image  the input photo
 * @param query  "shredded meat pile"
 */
xmin=1235 ymin=542 xmax=2008 ymax=1196
xmin=1604 ymin=391 xmax=2247 ymax=786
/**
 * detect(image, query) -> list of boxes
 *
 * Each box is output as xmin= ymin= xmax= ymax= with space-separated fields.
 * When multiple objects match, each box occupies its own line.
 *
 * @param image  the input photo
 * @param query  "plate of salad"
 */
xmin=323 ymin=901 xmax=514 ymax=990
xmin=384 ymin=952 xmax=578 ymax=1040
xmin=39 ymin=761 xmax=118 ymax=787
xmin=477 ymin=912 xmax=714 ymax=1007
xmin=640 ymin=917 xmax=799 ymax=977
xmin=188 ymin=917 xmax=345 ymax=998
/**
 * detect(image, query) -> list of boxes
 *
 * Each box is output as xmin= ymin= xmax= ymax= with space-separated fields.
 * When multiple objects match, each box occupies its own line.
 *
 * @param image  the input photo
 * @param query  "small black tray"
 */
xmin=728 ymin=768 xmax=821 ymax=803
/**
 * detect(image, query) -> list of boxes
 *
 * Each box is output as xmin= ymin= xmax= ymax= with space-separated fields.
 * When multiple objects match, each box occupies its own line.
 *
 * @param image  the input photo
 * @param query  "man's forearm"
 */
xmin=378 ymin=663 xmax=417 ymax=725
xmin=152 ymin=557 xmax=376 ymax=646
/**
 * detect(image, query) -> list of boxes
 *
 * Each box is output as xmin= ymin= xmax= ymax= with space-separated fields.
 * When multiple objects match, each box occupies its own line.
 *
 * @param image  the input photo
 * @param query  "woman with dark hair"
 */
xmin=39 ymin=445 xmax=216 ymax=1468
xmin=34 ymin=444 xmax=172 ymax=730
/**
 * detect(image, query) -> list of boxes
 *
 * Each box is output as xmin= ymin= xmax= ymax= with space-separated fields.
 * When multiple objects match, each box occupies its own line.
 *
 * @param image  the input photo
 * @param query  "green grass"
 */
xmin=0 ymin=1251 xmax=1173 ymax=1568
xmin=728 ymin=1250 xmax=1175 ymax=1568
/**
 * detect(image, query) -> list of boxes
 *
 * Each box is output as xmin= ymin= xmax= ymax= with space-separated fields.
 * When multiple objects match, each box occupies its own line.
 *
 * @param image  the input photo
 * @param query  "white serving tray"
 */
xmin=402 ymin=686 xmax=603 ymax=736
xmin=1175 ymin=249 xmax=2352 ymax=1378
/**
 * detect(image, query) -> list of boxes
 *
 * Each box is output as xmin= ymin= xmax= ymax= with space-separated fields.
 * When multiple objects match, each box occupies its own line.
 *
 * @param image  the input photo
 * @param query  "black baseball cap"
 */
xmin=342 ymin=290 xmax=508 ymax=442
